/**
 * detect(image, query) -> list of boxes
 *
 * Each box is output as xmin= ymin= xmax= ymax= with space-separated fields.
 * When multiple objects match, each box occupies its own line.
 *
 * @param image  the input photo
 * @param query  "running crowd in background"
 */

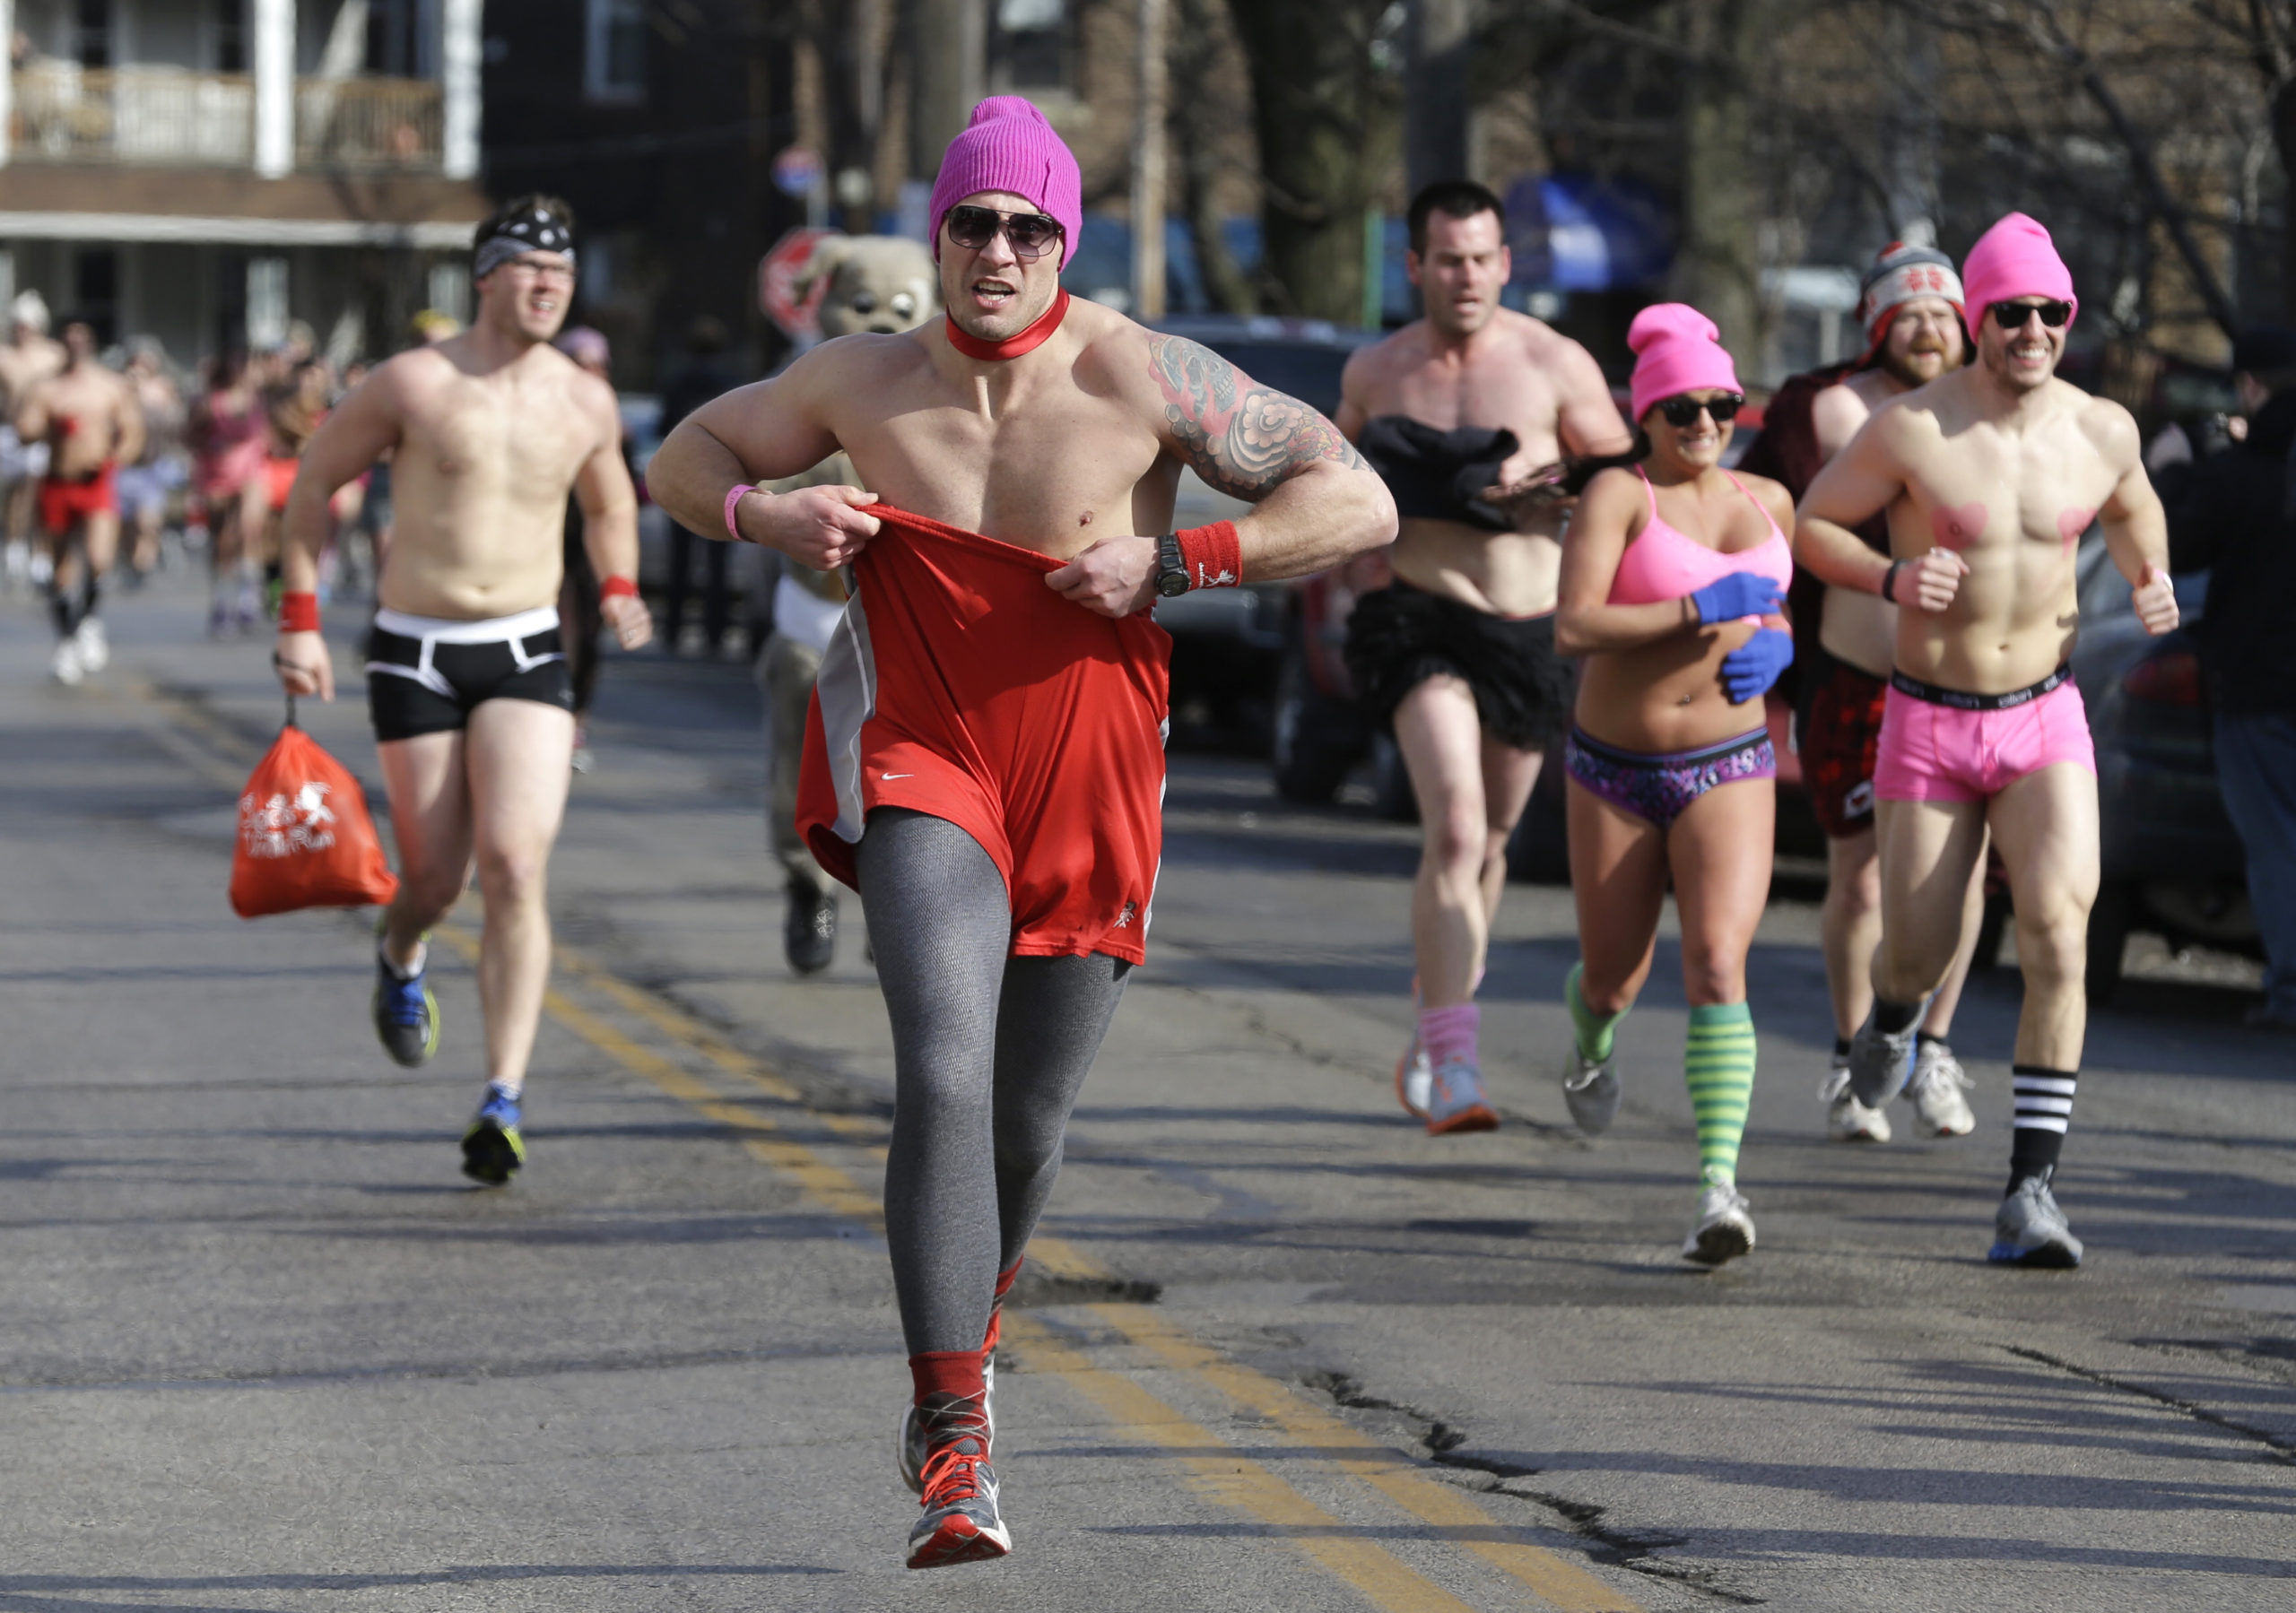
xmin=0 ymin=296 xmax=626 ymax=689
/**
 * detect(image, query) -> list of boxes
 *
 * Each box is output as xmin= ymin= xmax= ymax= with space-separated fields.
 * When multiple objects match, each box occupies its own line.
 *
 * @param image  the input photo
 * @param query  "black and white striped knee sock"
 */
xmin=2008 ymin=1064 xmax=2077 ymax=1193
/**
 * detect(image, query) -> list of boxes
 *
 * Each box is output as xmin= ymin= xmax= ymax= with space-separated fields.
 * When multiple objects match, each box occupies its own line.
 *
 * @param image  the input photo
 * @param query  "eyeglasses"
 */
xmin=1657 ymin=394 xmax=1744 ymax=428
xmin=502 ymin=256 xmax=576 ymax=284
xmin=944 ymin=205 xmax=1065 ymax=262
xmin=1990 ymin=299 xmax=2072 ymax=330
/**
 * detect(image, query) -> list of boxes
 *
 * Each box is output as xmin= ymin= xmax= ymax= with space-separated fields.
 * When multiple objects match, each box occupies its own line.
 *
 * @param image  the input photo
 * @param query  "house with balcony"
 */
xmin=0 ymin=0 xmax=491 ymax=366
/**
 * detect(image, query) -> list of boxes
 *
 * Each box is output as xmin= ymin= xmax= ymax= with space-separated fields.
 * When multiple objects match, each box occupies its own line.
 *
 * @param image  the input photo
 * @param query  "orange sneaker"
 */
xmin=1424 ymin=1055 xmax=1500 ymax=1134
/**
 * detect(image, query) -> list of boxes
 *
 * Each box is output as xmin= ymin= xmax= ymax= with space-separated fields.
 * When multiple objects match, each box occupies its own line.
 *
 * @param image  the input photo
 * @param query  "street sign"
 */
xmin=772 ymin=145 xmax=821 ymax=200
xmin=759 ymin=228 xmax=837 ymax=340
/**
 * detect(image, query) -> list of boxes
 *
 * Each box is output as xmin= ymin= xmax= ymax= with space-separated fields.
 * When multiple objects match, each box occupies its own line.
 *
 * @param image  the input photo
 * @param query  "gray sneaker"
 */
xmin=899 ymin=1352 xmax=996 ymax=1496
xmin=1905 ymin=1041 xmax=1976 ymax=1136
xmin=1989 ymin=1168 xmax=2083 ymax=1267
xmin=1848 ymin=1011 xmax=1918 ymax=1107
xmin=1683 ymin=1177 xmax=1756 ymax=1265
xmin=1561 ymin=1046 xmax=1621 ymax=1135
xmin=1822 ymin=1061 xmax=1892 ymax=1142
xmin=905 ymin=1432 xmax=1010 ymax=1569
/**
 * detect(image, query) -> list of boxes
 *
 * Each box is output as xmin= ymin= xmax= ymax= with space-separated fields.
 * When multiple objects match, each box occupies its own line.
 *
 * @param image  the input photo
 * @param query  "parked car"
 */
xmin=2069 ymin=537 xmax=2258 ymax=1002
xmin=1151 ymin=316 xmax=1382 ymax=748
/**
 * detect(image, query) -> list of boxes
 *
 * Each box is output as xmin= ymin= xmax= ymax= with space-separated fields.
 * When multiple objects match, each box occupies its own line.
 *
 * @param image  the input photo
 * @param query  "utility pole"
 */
xmin=1132 ymin=0 xmax=1169 ymax=319
xmin=911 ymin=0 xmax=986 ymax=179
xmin=1405 ymin=0 xmax=1472 ymax=193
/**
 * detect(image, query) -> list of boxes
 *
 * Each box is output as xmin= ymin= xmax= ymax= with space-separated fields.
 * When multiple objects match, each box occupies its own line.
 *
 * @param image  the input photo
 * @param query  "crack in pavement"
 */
xmin=2003 ymin=1344 xmax=2296 ymax=1465
xmin=1303 ymin=1371 xmax=1766 ymax=1604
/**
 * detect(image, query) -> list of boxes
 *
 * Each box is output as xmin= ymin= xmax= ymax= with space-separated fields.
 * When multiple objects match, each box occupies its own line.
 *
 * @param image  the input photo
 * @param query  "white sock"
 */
xmin=379 ymin=938 xmax=427 ymax=980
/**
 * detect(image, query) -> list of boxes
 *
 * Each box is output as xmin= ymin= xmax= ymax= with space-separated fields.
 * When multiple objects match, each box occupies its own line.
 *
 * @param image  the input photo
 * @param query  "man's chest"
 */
xmin=1907 ymin=427 xmax=2116 ymax=555
xmin=834 ymin=389 xmax=1164 ymax=539
xmin=413 ymin=389 xmax=591 ymax=489
xmin=1383 ymin=360 xmax=1557 ymax=441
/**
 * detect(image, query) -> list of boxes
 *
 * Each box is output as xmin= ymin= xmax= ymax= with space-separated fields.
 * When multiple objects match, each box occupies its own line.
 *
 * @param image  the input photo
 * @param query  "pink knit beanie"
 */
xmin=928 ymin=97 xmax=1083 ymax=270
xmin=1628 ymin=304 xmax=1742 ymax=421
xmin=1961 ymin=212 xmax=2078 ymax=328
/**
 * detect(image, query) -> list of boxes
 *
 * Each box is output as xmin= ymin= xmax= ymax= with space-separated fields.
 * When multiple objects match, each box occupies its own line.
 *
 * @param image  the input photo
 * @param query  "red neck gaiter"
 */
xmin=944 ymin=289 xmax=1072 ymax=362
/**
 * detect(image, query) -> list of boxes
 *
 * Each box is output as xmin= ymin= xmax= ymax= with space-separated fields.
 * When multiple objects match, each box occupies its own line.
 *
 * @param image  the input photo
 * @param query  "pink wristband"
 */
xmin=724 ymin=483 xmax=757 ymax=540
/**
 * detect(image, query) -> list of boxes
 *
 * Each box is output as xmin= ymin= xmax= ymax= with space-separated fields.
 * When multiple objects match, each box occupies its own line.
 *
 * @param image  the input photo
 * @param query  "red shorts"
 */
xmin=1802 ymin=659 xmax=1889 ymax=837
xmin=266 ymin=455 xmax=299 ymax=512
xmin=1874 ymin=669 xmax=2095 ymax=802
xmin=39 ymin=461 xmax=117 ymax=532
xmin=796 ymin=507 xmax=1171 ymax=965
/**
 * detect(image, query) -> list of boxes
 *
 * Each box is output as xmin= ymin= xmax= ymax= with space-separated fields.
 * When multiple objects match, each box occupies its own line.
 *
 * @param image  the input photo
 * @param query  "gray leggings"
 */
xmin=856 ymin=809 xmax=1130 ymax=1356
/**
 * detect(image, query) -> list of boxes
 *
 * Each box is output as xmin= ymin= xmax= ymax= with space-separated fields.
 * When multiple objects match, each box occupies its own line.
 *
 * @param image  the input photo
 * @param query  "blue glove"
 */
xmin=1720 ymin=628 xmax=1795 ymax=705
xmin=1688 ymin=571 xmax=1786 ymax=625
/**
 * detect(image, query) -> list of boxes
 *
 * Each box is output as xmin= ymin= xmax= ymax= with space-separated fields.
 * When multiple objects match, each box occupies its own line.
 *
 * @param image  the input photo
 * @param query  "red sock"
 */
xmin=983 ymin=1258 xmax=1023 ymax=1354
xmin=909 ymin=1349 xmax=986 ymax=1406
xmin=1419 ymin=1002 xmax=1479 ymax=1067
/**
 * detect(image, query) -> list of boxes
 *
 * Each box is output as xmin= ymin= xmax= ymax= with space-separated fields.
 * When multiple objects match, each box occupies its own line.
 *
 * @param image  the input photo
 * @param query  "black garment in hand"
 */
xmin=2157 ymin=388 xmax=2296 ymax=715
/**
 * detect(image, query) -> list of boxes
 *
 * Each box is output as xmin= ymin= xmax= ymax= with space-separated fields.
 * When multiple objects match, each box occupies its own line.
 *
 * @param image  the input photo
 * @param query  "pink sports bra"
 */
xmin=1607 ymin=465 xmax=1793 ymax=609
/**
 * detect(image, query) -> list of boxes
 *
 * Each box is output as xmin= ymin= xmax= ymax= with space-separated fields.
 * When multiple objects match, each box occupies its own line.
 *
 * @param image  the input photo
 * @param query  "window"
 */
xmin=586 ymin=0 xmax=647 ymax=104
xmin=76 ymin=0 xmax=113 ymax=69
xmin=994 ymin=0 xmax=1066 ymax=92
xmin=215 ymin=0 xmax=248 ymax=74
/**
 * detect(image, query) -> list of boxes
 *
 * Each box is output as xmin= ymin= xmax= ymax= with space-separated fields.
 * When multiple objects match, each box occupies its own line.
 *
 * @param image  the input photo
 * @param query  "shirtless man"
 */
xmin=645 ymin=97 xmax=1393 ymax=1571
xmin=1333 ymin=180 xmax=1631 ymax=1133
xmin=0 ymin=291 xmax=66 ymax=593
xmin=1744 ymin=242 xmax=1986 ymax=1143
xmin=272 ymin=195 xmax=653 ymax=1186
xmin=18 ymin=320 xmax=144 ymax=685
xmin=1796 ymin=213 xmax=2177 ymax=1267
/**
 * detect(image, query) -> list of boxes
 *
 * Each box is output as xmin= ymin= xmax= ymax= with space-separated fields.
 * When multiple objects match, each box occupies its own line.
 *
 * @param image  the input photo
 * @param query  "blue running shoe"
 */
xmin=372 ymin=946 xmax=439 ymax=1068
xmin=461 ymin=1084 xmax=526 ymax=1186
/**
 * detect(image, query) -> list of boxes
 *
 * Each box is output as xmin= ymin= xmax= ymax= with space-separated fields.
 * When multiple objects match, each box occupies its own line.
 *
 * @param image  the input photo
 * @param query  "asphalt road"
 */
xmin=4 ymin=572 xmax=2292 ymax=1612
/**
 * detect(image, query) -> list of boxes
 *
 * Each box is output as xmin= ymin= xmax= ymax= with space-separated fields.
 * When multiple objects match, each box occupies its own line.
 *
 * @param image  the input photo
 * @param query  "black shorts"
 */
xmin=1341 ymin=580 xmax=1576 ymax=751
xmin=365 ymin=605 xmax=573 ymax=742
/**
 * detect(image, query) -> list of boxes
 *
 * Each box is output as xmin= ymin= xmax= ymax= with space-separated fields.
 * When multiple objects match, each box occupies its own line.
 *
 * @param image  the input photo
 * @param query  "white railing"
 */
xmin=296 ymin=77 xmax=445 ymax=171
xmin=8 ymin=63 xmax=443 ymax=172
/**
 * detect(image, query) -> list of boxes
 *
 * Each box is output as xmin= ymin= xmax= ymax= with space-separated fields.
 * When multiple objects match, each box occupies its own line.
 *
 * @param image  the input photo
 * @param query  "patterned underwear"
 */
xmin=1563 ymin=724 xmax=1776 ymax=831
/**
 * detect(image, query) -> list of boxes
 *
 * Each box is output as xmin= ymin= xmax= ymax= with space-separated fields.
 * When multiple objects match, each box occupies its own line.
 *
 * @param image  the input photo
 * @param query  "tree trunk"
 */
xmin=1667 ymin=0 xmax=1767 ymax=369
xmin=1405 ymin=0 xmax=1472 ymax=195
xmin=1174 ymin=0 xmax=1256 ymax=313
xmin=1225 ymin=0 xmax=1398 ymax=323
xmin=2273 ymin=76 xmax=2296 ymax=325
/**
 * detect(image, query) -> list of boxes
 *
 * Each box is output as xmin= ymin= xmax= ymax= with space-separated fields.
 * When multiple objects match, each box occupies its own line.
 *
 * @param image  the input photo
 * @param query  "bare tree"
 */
xmin=1224 ymin=0 xmax=1401 ymax=322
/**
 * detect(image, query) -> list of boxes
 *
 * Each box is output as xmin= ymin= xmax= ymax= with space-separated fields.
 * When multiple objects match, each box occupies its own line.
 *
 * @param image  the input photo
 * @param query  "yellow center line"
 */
xmin=517 ymin=938 xmax=1642 ymax=1611
xmin=1099 ymin=1306 xmax=1643 ymax=1613
xmin=127 ymin=666 xmax=1637 ymax=1612
xmin=1005 ymin=1313 xmax=1483 ymax=1613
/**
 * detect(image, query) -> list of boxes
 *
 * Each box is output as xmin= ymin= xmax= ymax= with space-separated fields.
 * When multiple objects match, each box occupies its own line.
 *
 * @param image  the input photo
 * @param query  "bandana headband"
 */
xmin=474 ymin=206 xmax=576 ymax=281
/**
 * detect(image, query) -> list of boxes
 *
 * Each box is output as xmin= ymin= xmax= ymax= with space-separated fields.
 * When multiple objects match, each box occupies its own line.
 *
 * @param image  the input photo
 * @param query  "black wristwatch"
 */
xmin=1155 ymin=533 xmax=1190 ymax=598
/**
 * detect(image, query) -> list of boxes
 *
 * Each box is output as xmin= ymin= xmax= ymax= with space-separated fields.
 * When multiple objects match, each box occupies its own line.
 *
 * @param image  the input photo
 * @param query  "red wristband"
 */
xmin=600 ymin=575 xmax=639 ymax=603
xmin=1175 ymin=520 xmax=1241 ymax=591
xmin=278 ymin=591 xmax=319 ymax=633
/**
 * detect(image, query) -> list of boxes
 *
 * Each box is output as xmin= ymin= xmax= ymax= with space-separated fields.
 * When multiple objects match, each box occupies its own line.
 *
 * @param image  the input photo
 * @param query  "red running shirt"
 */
xmin=796 ymin=506 xmax=1171 ymax=965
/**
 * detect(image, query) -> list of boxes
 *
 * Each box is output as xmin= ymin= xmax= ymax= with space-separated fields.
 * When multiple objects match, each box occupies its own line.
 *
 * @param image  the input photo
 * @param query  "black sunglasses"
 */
xmin=1657 ymin=394 xmax=1744 ymax=428
xmin=1990 ymin=299 xmax=2072 ymax=330
xmin=944 ymin=204 xmax=1065 ymax=262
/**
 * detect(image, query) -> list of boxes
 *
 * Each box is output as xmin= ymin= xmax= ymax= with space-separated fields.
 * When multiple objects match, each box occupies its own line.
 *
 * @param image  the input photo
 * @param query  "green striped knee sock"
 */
xmin=1684 ymin=1002 xmax=1756 ymax=1186
xmin=1565 ymin=962 xmax=1622 ymax=1062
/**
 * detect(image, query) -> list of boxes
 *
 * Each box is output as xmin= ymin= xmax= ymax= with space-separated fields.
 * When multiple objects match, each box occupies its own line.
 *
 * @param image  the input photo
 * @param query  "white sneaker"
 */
xmin=1822 ymin=1061 xmax=1892 ymax=1143
xmin=1905 ymin=1040 xmax=1976 ymax=1136
xmin=1683 ymin=1176 xmax=1756 ymax=1265
xmin=1395 ymin=1028 xmax=1432 ymax=1120
xmin=49 ymin=637 xmax=84 ymax=686
xmin=74 ymin=615 xmax=109 ymax=672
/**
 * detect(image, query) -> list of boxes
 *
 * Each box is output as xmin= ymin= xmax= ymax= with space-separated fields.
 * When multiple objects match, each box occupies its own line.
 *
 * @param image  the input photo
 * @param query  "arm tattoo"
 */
xmin=1148 ymin=334 xmax=1368 ymax=499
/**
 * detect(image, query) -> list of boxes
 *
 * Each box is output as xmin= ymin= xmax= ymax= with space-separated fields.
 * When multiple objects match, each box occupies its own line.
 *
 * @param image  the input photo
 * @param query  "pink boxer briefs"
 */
xmin=1874 ymin=665 xmax=2095 ymax=802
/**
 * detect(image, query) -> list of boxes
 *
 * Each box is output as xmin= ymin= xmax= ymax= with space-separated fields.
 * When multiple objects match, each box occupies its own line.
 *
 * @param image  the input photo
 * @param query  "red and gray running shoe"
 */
xmin=905 ymin=1433 xmax=1010 ymax=1569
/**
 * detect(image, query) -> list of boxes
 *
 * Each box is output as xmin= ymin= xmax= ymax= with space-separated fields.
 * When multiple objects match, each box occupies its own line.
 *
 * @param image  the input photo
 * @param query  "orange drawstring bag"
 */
xmin=230 ymin=700 xmax=398 ymax=918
